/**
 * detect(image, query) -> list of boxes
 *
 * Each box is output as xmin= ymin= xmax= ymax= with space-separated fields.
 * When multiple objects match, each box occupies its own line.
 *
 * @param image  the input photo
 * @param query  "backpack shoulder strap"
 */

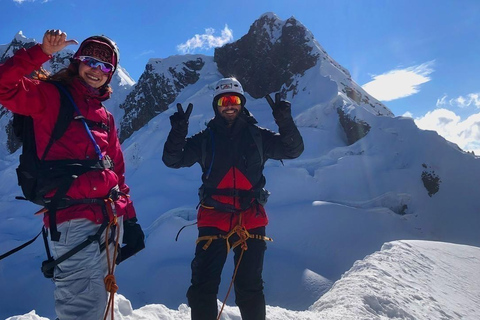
xmin=40 ymin=82 xmax=75 ymax=161
xmin=248 ymin=124 xmax=263 ymax=165
xmin=201 ymin=127 xmax=215 ymax=179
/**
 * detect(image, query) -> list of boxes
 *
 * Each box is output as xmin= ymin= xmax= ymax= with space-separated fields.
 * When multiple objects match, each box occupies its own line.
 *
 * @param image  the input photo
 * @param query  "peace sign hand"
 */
xmin=265 ymin=92 xmax=292 ymax=124
xmin=40 ymin=29 xmax=78 ymax=56
xmin=170 ymin=103 xmax=193 ymax=134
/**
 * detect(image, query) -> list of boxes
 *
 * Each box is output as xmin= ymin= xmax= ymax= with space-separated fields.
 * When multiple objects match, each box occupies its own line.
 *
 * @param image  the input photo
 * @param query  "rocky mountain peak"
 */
xmin=214 ymin=13 xmax=319 ymax=99
xmin=0 ymin=32 xmax=36 ymax=64
xmin=118 ymin=56 xmax=207 ymax=142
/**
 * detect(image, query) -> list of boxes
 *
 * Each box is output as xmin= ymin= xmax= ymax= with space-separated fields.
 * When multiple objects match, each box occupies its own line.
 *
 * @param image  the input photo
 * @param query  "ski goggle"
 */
xmin=217 ymin=95 xmax=242 ymax=107
xmin=77 ymin=56 xmax=115 ymax=73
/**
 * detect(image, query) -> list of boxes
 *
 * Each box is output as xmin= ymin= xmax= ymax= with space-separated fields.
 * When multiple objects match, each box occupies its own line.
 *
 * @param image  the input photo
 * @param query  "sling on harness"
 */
xmin=196 ymin=225 xmax=273 ymax=252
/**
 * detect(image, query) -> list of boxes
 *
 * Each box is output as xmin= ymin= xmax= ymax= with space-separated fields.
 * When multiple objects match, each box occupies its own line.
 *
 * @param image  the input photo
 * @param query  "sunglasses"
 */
xmin=217 ymin=95 xmax=242 ymax=107
xmin=77 ymin=56 xmax=115 ymax=73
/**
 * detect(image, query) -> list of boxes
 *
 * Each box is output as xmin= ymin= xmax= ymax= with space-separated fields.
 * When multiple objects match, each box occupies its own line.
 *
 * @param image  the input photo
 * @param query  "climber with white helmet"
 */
xmin=163 ymin=77 xmax=304 ymax=320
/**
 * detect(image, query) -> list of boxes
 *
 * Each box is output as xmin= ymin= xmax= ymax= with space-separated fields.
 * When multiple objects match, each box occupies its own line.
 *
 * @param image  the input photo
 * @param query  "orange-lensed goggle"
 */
xmin=217 ymin=95 xmax=242 ymax=107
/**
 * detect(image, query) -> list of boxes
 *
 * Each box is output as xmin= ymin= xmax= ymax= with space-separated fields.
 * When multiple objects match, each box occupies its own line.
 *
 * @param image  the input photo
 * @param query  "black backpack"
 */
xmin=14 ymin=82 xmax=75 ymax=205
xmin=13 ymin=82 xmax=113 ymax=241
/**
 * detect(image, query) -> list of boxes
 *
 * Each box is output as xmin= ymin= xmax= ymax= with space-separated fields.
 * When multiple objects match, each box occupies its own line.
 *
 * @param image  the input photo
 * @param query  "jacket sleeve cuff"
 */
xmin=123 ymin=200 xmax=137 ymax=220
xmin=29 ymin=44 xmax=52 ymax=67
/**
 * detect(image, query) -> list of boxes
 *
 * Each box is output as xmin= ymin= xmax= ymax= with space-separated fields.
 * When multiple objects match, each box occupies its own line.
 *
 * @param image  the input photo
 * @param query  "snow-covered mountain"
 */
xmin=117 ymin=12 xmax=391 ymax=143
xmin=1 ymin=12 xmax=479 ymax=320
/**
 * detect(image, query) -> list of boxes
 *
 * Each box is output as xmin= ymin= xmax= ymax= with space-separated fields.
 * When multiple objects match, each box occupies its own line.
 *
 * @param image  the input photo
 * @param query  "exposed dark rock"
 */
xmin=337 ymin=108 xmax=371 ymax=145
xmin=118 ymin=57 xmax=205 ymax=142
xmin=214 ymin=14 xmax=319 ymax=99
xmin=1 ymin=35 xmax=37 ymax=154
xmin=421 ymin=164 xmax=441 ymax=197
xmin=0 ymin=38 xmax=36 ymax=63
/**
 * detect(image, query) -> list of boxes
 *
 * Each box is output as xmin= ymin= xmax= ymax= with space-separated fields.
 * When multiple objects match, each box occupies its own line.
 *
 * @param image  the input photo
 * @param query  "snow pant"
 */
xmin=187 ymin=226 xmax=267 ymax=320
xmin=47 ymin=217 xmax=123 ymax=320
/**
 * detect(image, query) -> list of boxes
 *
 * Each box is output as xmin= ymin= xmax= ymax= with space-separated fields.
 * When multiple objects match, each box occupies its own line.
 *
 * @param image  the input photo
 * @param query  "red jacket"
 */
xmin=163 ymin=110 xmax=304 ymax=232
xmin=0 ymin=44 xmax=136 ymax=225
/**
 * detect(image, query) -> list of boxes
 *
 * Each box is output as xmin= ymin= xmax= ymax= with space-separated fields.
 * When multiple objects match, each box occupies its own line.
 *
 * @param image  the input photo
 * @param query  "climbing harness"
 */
xmin=196 ymin=223 xmax=272 ymax=253
xmin=38 ymin=186 xmax=126 ymax=276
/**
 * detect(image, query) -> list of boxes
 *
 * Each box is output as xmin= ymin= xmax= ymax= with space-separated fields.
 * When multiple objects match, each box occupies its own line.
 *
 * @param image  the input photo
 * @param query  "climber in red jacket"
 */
xmin=0 ymin=29 xmax=144 ymax=319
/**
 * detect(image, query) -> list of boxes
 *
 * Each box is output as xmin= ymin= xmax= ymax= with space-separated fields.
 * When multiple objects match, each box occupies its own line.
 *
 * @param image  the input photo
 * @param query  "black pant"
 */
xmin=187 ymin=226 xmax=267 ymax=320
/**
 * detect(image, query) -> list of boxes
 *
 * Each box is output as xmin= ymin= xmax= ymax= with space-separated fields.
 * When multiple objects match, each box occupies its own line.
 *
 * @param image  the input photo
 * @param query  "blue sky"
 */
xmin=3 ymin=0 xmax=480 ymax=152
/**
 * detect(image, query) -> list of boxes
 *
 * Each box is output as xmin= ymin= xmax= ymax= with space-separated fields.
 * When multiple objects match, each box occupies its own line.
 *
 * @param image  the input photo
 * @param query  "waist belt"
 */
xmin=44 ymin=185 xmax=125 ymax=241
xmin=45 ymin=185 xmax=126 ymax=210
xmin=198 ymin=186 xmax=270 ymax=212
xmin=38 ymin=156 xmax=115 ymax=242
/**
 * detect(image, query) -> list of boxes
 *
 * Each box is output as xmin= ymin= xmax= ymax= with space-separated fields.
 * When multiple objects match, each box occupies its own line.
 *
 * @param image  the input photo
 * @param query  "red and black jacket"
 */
xmin=163 ymin=108 xmax=304 ymax=232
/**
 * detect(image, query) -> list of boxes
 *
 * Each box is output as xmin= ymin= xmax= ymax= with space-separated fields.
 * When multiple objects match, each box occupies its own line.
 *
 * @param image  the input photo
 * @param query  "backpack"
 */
xmin=13 ymin=82 xmax=113 ymax=241
xmin=14 ymin=83 xmax=75 ymax=205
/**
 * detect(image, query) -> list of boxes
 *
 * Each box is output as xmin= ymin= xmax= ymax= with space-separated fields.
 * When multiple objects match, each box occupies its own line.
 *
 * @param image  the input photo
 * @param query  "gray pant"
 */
xmin=47 ymin=217 xmax=123 ymax=320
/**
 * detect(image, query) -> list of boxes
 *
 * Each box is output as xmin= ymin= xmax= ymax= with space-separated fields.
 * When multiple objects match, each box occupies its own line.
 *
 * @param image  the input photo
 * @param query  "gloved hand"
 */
xmin=265 ymin=93 xmax=292 ymax=124
xmin=116 ymin=217 xmax=145 ymax=264
xmin=169 ymin=103 xmax=193 ymax=134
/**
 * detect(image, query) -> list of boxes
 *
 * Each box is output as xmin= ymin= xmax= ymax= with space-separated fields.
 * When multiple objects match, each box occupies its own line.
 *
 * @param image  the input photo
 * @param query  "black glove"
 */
xmin=116 ymin=217 xmax=145 ymax=264
xmin=265 ymin=93 xmax=292 ymax=124
xmin=169 ymin=103 xmax=193 ymax=134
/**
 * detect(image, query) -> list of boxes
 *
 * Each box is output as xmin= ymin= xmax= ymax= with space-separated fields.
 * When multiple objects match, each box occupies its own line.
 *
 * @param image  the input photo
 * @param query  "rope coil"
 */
xmin=103 ymin=199 xmax=121 ymax=320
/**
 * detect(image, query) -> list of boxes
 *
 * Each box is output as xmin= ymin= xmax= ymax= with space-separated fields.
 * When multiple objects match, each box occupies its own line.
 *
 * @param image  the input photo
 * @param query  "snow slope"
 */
xmin=8 ymin=240 xmax=480 ymax=320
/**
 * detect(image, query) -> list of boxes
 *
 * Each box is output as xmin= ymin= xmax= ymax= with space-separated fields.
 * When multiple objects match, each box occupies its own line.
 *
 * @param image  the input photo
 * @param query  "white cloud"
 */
xmin=177 ymin=25 xmax=233 ymax=54
xmin=13 ymin=0 xmax=49 ymax=3
xmin=436 ymin=93 xmax=480 ymax=108
xmin=362 ymin=61 xmax=434 ymax=101
xmin=414 ymin=108 xmax=480 ymax=155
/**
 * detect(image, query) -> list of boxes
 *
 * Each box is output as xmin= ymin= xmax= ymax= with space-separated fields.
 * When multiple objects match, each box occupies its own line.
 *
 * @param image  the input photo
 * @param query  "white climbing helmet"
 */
xmin=213 ymin=77 xmax=246 ymax=105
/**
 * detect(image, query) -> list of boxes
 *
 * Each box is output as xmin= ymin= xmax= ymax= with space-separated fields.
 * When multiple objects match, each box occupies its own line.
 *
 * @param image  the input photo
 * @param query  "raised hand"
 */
xmin=170 ymin=103 xmax=193 ymax=133
xmin=40 ymin=29 xmax=78 ymax=56
xmin=265 ymin=92 xmax=292 ymax=124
